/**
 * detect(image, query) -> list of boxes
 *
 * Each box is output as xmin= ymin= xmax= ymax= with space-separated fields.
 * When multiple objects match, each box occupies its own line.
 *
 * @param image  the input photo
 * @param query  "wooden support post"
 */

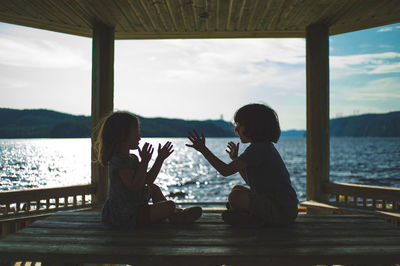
xmin=91 ymin=24 xmax=114 ymax=204
xmin=306 ymin=23 xmax=330 ymax=202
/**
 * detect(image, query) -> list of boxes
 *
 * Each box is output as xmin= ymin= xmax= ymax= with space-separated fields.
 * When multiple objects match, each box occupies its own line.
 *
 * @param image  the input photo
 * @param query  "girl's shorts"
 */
xmin=248 ymin=192 xmax=298 ymax=225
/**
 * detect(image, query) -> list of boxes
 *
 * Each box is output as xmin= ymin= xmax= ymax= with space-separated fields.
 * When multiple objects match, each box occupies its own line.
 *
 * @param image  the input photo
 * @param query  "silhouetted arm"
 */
xmin=186 ymin=130 xmax=247 ymax=177
xmin=145 ymin=142 xmax=174 ymax=184
xmin=119 ymin=143 xmax=153 ymax=191
xmin=226 ymin=141 xmax=249 ymax=185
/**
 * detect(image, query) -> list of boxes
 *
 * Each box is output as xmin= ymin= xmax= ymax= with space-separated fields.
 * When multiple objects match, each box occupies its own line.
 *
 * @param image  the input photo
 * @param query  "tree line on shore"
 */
xmin=0 ymin=108 xmax=399 ymax=138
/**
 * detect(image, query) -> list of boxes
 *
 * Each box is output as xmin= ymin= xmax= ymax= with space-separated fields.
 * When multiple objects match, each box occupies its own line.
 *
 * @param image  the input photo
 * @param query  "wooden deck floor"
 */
xmin=0 ymin=211 xmax=400 ymax=265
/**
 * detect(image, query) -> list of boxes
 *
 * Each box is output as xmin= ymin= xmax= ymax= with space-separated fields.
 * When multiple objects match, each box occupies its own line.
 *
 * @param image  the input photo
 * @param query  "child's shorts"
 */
xmin=248 ymin=192 xmax=298 ymax=226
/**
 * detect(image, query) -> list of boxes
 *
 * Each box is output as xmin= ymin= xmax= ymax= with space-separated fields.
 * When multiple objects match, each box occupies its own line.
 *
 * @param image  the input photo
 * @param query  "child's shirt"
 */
xmin=239 ymin=141 xmax=298 ymax=208
xmin=102 ymin=153 xmax=149 ymax=230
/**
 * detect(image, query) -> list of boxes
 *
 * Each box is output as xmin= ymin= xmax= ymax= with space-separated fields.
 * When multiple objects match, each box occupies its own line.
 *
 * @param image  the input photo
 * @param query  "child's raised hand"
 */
xmin=138 ymin=142 xmax=154 ymax=163
xmin=158 ymin=141 xmax=174 ymax=161
xmin=226 ymin=141 xmax=239 ymax=160
xmin=186 ymin=129 xmax=206 ymax=153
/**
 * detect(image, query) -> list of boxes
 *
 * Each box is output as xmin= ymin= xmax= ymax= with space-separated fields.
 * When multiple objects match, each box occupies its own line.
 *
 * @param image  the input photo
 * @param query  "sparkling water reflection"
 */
xmin=1 ymin=137 xmax=399 ymax=202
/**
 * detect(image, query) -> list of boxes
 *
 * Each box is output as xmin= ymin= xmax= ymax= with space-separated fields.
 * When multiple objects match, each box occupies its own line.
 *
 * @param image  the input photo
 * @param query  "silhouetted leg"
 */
xmin=228 ymin=188 xmax=251 ymax=212
xmin=231 ymin=184 xmax=250 ymax=192
xmin=148 ymin=183 xmax=167 ymax=203
xmin=137 ymin=200 xmax=176 ymax=226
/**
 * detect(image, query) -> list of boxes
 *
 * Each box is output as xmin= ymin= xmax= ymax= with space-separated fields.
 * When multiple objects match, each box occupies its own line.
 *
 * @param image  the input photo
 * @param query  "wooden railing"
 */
xmin=0 ymin=184 xmax=96 ymax=217
xmin=324 ymin=182 xmax=400 ymax=211
xmin=0 ymin=184 xmax=96 ymax=237
xmin=316 ymin=182 xmax=400 ymax=226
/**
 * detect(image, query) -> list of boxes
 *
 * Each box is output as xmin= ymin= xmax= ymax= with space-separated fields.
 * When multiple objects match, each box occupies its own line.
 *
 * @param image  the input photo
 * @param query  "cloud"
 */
xmin=377 ymin=27 xmax=393 ymax=32
xmin=331 ymin=52 xmax=400 ymax=75
xmin=330 ymin=76 xmax=400 ymax=118
xmin=377 ymin=25 xmax=400 ymax=32
xmin=113 ymin=38 xmax=307 ymax=123
xmin=333 ymin=77 xmax=400 ymax=101
xmin=368 ymin=62 xmax=400 ymax=74
xmin=0 ymin=23 xmax=91 ymax=69
xmin=116 ymin=38 xmax=305 ymax=88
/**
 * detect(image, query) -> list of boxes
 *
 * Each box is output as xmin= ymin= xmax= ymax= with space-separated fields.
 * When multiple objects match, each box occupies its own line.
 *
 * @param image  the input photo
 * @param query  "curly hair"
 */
xmin=94 ymin=111 xmax=140 ymax=166
xmin=234 ymin=103 xmax=281 ymax=143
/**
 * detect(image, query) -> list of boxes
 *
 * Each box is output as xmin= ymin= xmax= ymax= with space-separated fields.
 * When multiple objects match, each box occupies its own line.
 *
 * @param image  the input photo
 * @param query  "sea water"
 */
xmin=1 ymin=137 xmax=399 ymax=202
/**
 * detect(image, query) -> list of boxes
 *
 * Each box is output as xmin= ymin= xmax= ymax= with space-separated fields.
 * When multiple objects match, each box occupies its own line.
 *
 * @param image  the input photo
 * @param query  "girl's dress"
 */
xmin=102 ymin=153 xmax=149 ymax=230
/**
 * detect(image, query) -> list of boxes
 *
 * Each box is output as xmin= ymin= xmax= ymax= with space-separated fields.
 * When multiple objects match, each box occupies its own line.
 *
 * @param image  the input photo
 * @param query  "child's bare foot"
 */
xmin=168 ymin=207 xmax=202 ymax=223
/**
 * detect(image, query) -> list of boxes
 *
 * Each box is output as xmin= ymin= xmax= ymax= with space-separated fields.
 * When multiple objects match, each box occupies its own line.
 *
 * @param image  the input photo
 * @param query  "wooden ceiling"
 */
xmin=0 ymin=0 xmax=399 ymax=39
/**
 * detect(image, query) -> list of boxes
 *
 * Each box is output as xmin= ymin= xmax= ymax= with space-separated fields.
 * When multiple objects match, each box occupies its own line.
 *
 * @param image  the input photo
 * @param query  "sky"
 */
xmin=0 ymin=22 xmax=399 ymax=130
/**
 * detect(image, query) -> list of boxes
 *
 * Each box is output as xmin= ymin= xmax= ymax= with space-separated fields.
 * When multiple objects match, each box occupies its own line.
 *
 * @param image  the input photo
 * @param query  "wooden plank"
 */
xmin=1 ymin=241 xmax=400 ymax=265
xmin=226 ymin=0 xmax=243 ymax=31
xmin=266 ymin=0 xmax=290 ymax=31
xmin=32 ymin=210 xmax=378 ymax=221
xmin=206 ymin=0 xmax=218 ymax=31
xmin=180 ymin=0 xmax=196 ymax=32
xmin=166 ymin=0 xmax=186 ymax=32
xmin=252 ymin=0 xmax=275 ymax=31
xmin=191 ymin=0 xmax=200 ymax=31
xmin=139 ymin=0 xmax=165 ymax=32
xmin=51 ymin=0 xmax=93 ymax=28
xmin=27 ymin=218 xmax=394 ymax=233
xmin=248 ymin=0 xmax=273 ymax=31
xmin=98 ymin=0 xmax=134 ymax=33
xmin=305 ymin=23 xmax=330 ymax=202
xmin=28 ymin=215 xmax=390 ymax=229
xmin=1 ymin=0 xmax=400 ymax=39
xmin=15 ymin=224 xmax=399 ymax=241
xmin=6 ymin=232 xmax=400 ymax=249
xmin=113 ymin=0 xmax=145 ymax=32
xmin=42 ymin=211 xmax=388 ymax=225
xmin=113 ymin=29 xmax=304 ymax=39
xmin=237 ymin=0 xmax=257 ymax=31
xmin=125 ymin=0 xmax=153 ymax=32
xmin=2 ymin=212 xmax=400 ymax=265
xmin=152 ymin=0 xmax=176 ymax=32
xmin=279 ymin=0 xmax=309 ymax=32
xmin=29 ymin=0 xmax=68 ymax=25
xmin=41 ymin=212 xmax=388 ymax=227
xmin=234 ymin=0 xmax=246 ymax=31
xmin=39 ymin=217 xmax=387 ymax=234
xmin=28 ymin=221 xmax=393 ymax=236
xmin=23 ymin=220 xmax=398 ymax=239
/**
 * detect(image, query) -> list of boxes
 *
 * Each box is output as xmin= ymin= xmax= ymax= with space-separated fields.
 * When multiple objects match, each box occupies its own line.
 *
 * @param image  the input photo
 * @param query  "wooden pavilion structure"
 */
xmin=1 ymin=1 xmax=400 ymax=265
xmin=2 ymin=0 xmax=400 ymax=204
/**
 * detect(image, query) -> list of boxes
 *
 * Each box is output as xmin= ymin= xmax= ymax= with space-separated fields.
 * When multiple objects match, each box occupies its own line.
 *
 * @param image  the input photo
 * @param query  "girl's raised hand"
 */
xmin=186 ymin=129 xmax=206 ymax=153
xmin=138 ymin=142 xmax=154 ymax=163
xmin=226 ymin=141 xmax=239 ymax=160
xmin=158 ymin=141 xmax=174 ymax=161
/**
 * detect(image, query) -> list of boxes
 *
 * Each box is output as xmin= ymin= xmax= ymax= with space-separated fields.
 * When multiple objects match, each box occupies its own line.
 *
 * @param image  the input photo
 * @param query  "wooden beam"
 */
xmin=91 ymin=24 xmax=114 ymax=204
xmin=306 ymin=23 xmax=330 ymax=202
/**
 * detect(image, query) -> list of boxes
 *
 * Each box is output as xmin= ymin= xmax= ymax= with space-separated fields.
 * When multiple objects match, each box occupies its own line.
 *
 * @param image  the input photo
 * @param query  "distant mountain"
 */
xmin=1 ymin=108 xmax=398 ymax=138
xmin=0 ymin=109 xmax=91 ymax=138
xmin=281 ymin=130 xmax=305 ymax=138
xmin=0 ymin=108 xmax=235 ymax=138
xmin=138 ymin=117 xmax=235 ymax=137
xmin=330 ymin=111 xmax=400 ymax=137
